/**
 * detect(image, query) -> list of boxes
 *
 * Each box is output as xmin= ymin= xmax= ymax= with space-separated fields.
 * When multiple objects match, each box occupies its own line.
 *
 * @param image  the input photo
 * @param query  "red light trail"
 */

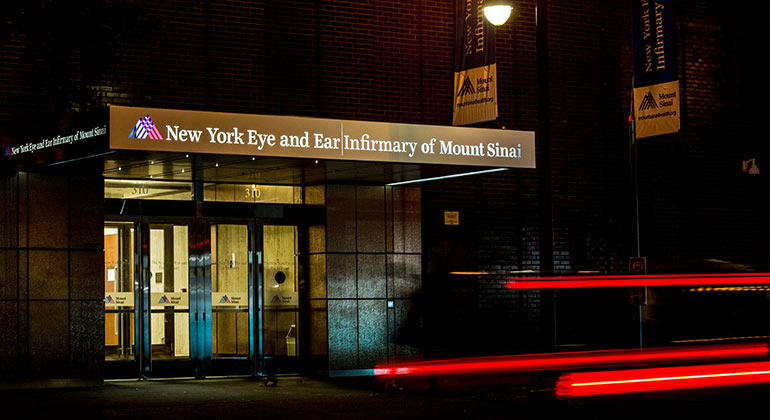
xmin=374 ymin=343 xmax=769 ymax=378
xmin=505 ymin=272 xmax=770 ymax=289
xmin=556 ymin=361 xmax=770 ymax=397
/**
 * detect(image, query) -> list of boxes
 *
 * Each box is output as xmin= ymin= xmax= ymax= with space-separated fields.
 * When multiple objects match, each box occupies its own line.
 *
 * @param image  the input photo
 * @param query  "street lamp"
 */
xmin=483 ymin=0 xmax=513 ymax=26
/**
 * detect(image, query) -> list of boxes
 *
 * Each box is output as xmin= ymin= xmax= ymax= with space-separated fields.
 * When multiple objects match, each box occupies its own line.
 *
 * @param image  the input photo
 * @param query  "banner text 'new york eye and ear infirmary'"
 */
xmin=632 ymin=0 xmax=679 ymax=138
xmin=110 ymin=106 xmax=536 ymax=168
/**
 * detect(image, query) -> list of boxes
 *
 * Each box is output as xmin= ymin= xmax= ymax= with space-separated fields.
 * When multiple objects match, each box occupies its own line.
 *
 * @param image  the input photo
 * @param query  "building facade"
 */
xmin=0 ymin=0 xmax=767 ymax=386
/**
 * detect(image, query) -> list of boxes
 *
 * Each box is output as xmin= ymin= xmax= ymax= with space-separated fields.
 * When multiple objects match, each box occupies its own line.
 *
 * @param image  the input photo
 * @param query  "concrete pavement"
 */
xmin=0 ymin=375 xmax=766 ymax=419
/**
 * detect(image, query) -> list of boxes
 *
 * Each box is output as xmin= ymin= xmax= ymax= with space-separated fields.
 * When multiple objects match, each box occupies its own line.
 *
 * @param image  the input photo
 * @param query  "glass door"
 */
xmin=147 ymin=224 xmax=191 ymax=360
xmin=139 ymin=223 xmax=193 ymax=377
xmin=105 ymin=219 xmax=300 ymax=378
xmin=104 ymin=223 xmax=136 ymax=368
xmin=208 ymin=223 xmax=255 ymax=375
xmin=262 ymin=225 xmax=300 ymax=373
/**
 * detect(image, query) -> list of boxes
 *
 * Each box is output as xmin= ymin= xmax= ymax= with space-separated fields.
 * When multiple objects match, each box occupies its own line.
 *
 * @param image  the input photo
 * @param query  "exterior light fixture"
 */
xmin=483 ymin=0 xmax=513 ymax=26
xmin=743 ymin=158 xmax=760 ymax=175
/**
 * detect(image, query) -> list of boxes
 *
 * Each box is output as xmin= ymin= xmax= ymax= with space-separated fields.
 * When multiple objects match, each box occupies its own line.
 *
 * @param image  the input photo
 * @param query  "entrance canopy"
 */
xmin=2 ymin=106 xmax=536 ymax=185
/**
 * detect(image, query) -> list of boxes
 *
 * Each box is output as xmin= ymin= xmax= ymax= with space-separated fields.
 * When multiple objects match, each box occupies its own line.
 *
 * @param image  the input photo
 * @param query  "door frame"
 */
xmin=201 ymin=217 xmax=258 ymax=378
xmin=103 ymin=219 xmax=140 ymax=378
xmin=138 ymin=216 xmax=198 ymax=378
xmin=104 ymin=198 xmax=314 ymax=379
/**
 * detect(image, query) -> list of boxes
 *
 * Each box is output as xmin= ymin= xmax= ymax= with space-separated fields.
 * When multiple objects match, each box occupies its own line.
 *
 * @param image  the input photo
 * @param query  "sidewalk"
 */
xmin=0 ymin=375 xmax=766 ymax=419
xmin=0 ymin=375 xmax=534 ymax=420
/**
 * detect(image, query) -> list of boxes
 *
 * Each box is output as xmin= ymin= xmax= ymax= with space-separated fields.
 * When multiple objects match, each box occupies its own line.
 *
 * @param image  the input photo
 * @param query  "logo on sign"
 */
xmin=638 ymin=91 xmax=658 ymax=111
xmin=219 ymin=295 xmax=231 ymax=304
xmin=128 ymin=115 xmax=163 ymax=140
xmin=456 ymin=77 xmax=476 ymax=97
xmin=105 ymin=295 xmax=115 ymax=304
xmin=158 ymin=295 xmax=171 ymax=304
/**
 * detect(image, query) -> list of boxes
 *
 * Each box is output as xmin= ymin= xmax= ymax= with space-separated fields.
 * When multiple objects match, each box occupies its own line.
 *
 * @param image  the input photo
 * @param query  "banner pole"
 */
xmin=630 ymin=97 xmax=643 ymax=349
xmin=630 ymin=102 xmax=641 ymax=259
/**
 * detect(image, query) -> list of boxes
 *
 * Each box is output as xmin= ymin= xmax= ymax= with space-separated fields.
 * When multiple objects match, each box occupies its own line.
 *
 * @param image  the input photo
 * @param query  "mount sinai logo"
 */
xmin=456 ymin=77 xmax=476 ymax=97
xmin=638 ymin=91 xmax=658 ymax=111
xmin=129 ymin=114 xmax=163 ymax=140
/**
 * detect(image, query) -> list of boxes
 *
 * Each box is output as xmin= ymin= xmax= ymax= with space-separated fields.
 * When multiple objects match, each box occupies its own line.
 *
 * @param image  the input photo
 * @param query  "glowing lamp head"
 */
xmin=483 ymin=0 xmax=513 ymax=26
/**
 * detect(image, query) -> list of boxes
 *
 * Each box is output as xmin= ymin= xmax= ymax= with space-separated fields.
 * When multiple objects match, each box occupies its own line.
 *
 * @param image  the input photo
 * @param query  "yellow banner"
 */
xmin=634 ymin=80 xmax=680 ymax=138
xmin=452 ymin=64 xmax=498 ymax=126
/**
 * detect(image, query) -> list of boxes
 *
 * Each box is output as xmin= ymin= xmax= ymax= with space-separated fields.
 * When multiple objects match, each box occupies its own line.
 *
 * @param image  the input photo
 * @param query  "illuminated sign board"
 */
xmin=4 ymin=126 xmax=106 ymax=157
xmin=1 ymin=111 xmax=108 ymax=172
xmin=110 ymin=106 xmax=536 ymax=168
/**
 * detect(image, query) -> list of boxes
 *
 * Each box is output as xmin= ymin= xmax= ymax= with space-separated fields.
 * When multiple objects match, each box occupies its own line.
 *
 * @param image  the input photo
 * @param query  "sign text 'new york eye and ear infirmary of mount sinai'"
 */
xmin=109 ymin=106 xmax=536 ymax=169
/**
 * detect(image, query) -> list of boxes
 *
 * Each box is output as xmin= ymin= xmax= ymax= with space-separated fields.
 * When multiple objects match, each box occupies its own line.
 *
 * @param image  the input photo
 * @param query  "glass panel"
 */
xmin=104 ymin=222 xmax=135 ymax=361
xmin=211 ymin=224 xmax=251 ymax=358
xmin=263 ymin=311 xmax=299 ymax=357
xmin=105 ymin=179 xmax=193 ymax=201
xmin=263 ymin=226 xmax=299 ymax=309
xmin=105 ymin=312 xmax=135 ymax=359
xmin=203 ymin=183 xmax=302 ymax=204
xmin=149 ymin=224 xmax=190 ymax=359
xmin=263 ymin=225 xmax=299 ymax=358
xmin=212 ymin=312 xmax=250 ymax=357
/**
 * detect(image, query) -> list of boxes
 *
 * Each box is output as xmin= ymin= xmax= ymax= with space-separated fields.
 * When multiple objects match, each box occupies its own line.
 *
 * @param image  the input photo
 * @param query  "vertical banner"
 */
xmin=453 ymin=0 xmax=498 ymax=126
xmin=632 ymin=0 xmax=680 ymax=138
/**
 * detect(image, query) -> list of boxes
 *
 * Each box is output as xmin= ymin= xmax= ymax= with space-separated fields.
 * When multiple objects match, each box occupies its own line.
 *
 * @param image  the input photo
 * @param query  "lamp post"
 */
xmin=483 ymin=0 xmax=556 ymax=351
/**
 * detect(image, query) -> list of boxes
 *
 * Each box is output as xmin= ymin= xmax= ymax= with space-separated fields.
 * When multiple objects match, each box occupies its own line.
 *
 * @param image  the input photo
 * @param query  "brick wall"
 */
xmin=422 ymin=0 xmax=767 ymax=353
